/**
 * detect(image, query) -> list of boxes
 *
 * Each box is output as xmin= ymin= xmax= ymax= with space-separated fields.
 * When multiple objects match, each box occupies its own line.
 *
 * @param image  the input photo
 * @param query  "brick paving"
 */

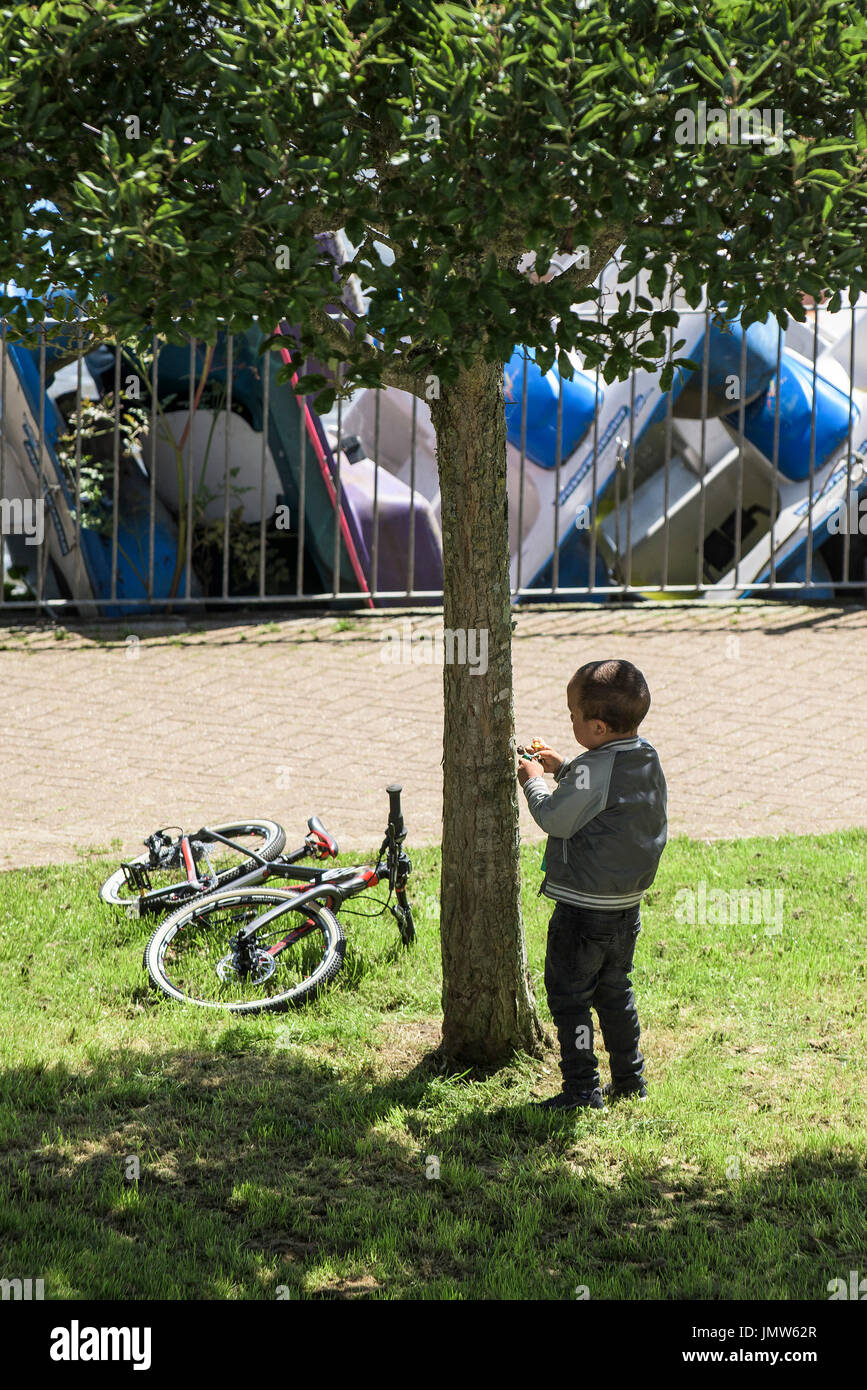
xmin=1 ymin=602 xmax=865 ymax=871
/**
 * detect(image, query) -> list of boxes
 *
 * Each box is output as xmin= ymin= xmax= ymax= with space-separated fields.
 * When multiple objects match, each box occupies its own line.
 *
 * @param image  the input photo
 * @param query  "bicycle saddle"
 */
xmin=306 ymin=816 xmax=339 ymax=859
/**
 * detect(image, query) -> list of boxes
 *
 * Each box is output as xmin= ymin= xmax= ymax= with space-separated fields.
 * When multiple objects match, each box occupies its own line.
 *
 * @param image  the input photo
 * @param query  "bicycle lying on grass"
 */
xmin=99 ymin=786 xmax=414 ymax=1014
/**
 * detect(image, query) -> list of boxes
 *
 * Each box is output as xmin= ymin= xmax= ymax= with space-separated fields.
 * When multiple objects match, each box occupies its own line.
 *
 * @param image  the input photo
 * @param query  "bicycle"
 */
xmin=116 ymin=786 xmax=415 ymax=1014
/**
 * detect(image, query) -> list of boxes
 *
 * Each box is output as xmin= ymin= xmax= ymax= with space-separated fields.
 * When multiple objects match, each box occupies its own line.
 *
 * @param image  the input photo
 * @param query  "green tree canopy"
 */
xmin=3 ymin=0 xmax=867 ymax=402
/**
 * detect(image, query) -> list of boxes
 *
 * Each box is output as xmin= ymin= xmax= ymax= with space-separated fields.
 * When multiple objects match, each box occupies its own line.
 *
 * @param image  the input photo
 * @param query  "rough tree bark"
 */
xmin=429 ymin=355 xmax=547 ymax=1065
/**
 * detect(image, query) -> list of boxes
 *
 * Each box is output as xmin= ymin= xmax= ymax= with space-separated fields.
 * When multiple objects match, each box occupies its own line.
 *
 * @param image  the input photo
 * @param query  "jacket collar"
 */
xmin=585 ymin=736 xmax=642 ymax=753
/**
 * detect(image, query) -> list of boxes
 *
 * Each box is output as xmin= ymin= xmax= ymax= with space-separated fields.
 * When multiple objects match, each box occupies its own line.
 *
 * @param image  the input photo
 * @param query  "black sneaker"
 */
xmin=531 ymin=1087 xmax=606 ymax=1112
xmin=602 ymin=1079 xmax=647 ymax=1101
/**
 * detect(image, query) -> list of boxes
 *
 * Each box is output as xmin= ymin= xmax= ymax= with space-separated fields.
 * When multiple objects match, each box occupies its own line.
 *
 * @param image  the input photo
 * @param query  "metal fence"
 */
xmin=2 ymin=302 xmax=866 ymax=616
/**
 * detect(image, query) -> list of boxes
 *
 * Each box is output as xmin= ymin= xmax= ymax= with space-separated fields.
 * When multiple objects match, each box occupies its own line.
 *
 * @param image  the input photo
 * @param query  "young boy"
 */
xmin=517 ymin=659 xmax=667 ymax=1112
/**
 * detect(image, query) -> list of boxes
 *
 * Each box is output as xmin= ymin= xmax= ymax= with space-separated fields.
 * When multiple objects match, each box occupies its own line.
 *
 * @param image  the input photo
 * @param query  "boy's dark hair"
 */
xmin=569 ymin=659 xmax=651 ymax=733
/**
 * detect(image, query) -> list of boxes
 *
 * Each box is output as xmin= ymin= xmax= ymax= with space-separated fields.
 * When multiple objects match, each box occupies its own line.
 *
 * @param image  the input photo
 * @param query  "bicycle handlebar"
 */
xmin=386 ymin=784 xmax=405 ymax=839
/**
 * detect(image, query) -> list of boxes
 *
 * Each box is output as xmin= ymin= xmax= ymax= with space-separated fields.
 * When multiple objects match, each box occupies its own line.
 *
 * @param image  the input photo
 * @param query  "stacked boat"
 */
xmin=3 ymin=254 xmax=866 ymax=610
xmin=339 ymin=262 xmax=867 ymax=600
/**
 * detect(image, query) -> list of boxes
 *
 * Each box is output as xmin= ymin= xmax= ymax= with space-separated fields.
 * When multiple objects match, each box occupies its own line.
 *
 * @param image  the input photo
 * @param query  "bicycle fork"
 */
xmin=229 ymin=871 xmax=378 ymax=962
xmin=180 ymin=836 xmax=204 ymax=891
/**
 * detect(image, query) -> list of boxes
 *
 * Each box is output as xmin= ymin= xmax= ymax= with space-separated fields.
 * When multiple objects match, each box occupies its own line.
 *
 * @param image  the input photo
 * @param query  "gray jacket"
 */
xmin=522 ymin=736 xmax=667 ymax=909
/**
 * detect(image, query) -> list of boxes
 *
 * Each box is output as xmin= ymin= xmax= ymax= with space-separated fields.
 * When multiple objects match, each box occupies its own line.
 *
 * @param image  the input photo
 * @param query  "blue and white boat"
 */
xmin=340 ymin=256 xmax=867 ymax=600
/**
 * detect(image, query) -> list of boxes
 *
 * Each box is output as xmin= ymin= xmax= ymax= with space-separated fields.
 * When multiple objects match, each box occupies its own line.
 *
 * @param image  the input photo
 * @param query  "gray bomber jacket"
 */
xmin=522 ymin=736 xmax=667 ymax=909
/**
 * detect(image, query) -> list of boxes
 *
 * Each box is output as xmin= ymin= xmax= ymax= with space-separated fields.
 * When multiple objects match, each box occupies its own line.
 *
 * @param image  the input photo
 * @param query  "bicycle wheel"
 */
xmin=143 ymin=888 xmax=346 ymax=1013
xmin=99 ymin=819 xmax=287 ymax=912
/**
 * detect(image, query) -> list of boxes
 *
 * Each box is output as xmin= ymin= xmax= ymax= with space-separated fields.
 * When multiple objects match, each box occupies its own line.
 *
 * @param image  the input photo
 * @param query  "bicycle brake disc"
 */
xmin=215 ymin=949 xmax=277 ymax=985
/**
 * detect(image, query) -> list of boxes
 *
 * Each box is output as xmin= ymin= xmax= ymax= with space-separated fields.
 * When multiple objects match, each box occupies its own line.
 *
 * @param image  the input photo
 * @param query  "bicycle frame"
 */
xmin=123 ymin=832 xmax=315 ymax=916
xmin=201 ymin=786 xmax=412 ymax=960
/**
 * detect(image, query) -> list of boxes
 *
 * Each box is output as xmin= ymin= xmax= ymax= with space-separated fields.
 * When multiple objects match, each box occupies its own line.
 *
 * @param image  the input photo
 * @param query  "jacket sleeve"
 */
xmin=521 ymin=753 xmax=613 ymax=837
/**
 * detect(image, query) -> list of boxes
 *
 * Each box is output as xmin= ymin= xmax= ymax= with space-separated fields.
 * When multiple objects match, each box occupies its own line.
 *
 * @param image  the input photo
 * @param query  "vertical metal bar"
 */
xmin=588 ymin=361 xmax=601 ymax=593
xmin=515 ymin=352 xmax=528 ymax=594
xmin=843 ymin=301 xmax=856 ymax=584
xmin=222 ymin=333 xmax=233 ymax=599
xmin=407 ymin=393 xmax=417 ymax=595
xmin=332 ymin=377 xmax=342 ymax=598
xmin=613 ymin=440 xmax=622 ymax=567
xmin=258 ymin=337 xmax=269 ymax=599
xmin=73 ymin=326 xmax=82 ymax=598
xmin=296 ymin=371 xmax=307 ymax=597
xmin=733 ymin=327 xmax=748 ymax=589
xmin=695 ymin=307 xmax=711 ymax=589
xmin=552 ymin=364 xmax=564 ymax=591
xmin=110 ymin=344 xmax=121 ymax=602
xmin=769 ymin=324 xmax=783 ymax=586
xmin=185 ymin=337 xmax=195 ymax=600
xmin=805 ymin=310 xmax=819 ymax=586
xmin=371 ymin=389 xmax=380 ymax=595
xmin=661 ymin=321 xmax=674 ymax=590
xmin=0 ymin=306 xmax=6 ymax=608
xmin=37 ymin=323 xmax=47 ymax=604
xmin=588 ymin=273 xmax=604 ymax=593
xmin=625 ymin=354 xmax=636 ymax=590
xmin=148 ymin=336 xmax=158 ymax=602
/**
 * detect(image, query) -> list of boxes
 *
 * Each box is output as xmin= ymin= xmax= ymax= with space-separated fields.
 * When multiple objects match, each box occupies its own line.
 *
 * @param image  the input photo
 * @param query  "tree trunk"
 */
xmin=429 ymin=354 xmax=547 ymax=1066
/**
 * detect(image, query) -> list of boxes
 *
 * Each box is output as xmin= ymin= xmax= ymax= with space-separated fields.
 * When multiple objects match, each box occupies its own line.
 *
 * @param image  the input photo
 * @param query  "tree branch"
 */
xmin=292 ymin=302 xmax=430 ymax=395
xmin=537 ymin=224 xmax=628 ymax=294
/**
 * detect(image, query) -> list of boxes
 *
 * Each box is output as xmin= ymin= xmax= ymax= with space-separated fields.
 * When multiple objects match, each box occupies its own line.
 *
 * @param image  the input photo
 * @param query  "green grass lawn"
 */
xmin=0 ymin=830 xmax=864 ymax=1300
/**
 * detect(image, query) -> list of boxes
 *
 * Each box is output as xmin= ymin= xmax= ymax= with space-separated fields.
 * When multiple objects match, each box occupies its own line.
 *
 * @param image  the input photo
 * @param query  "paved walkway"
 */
xmin=1 ymin=603 xmax=865 ymax=870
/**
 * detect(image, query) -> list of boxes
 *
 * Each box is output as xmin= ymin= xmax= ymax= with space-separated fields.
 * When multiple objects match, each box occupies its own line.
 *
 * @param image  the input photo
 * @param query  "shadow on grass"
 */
xmin=7 ymin=609 xmax=442 ymax=652
xmin=0 ymin=1047 xmax=863 ymax=1300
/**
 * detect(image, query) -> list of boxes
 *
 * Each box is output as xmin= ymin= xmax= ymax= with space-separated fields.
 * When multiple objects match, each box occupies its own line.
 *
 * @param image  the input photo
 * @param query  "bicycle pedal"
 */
xmin=121 ymin=860 xmax=152 ymax=895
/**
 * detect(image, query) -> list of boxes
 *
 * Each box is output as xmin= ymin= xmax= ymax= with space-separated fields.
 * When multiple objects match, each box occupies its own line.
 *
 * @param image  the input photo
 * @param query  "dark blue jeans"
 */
xmin=544 ymin=899 xmax=644 ymax=1093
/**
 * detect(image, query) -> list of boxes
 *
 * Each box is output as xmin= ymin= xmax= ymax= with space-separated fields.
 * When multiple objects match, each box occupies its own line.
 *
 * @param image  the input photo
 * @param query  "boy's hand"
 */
xmin=527 ymin=741 xmax=565 ymax=775
xmin=517 ymin=757 xmax=544 ymax=786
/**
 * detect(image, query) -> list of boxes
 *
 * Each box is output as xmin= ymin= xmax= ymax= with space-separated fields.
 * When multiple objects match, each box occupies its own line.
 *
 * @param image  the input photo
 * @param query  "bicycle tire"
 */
xmin=143 ymin=887 xmax=346 ymax=1013
xmin=99 ymin=819 xmax=287 ymax=910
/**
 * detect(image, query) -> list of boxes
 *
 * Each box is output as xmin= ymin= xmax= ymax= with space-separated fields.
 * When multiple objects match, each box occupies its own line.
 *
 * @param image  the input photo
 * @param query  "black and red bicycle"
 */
xmin=99 ymin=786 xmax=414 ymax=1013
